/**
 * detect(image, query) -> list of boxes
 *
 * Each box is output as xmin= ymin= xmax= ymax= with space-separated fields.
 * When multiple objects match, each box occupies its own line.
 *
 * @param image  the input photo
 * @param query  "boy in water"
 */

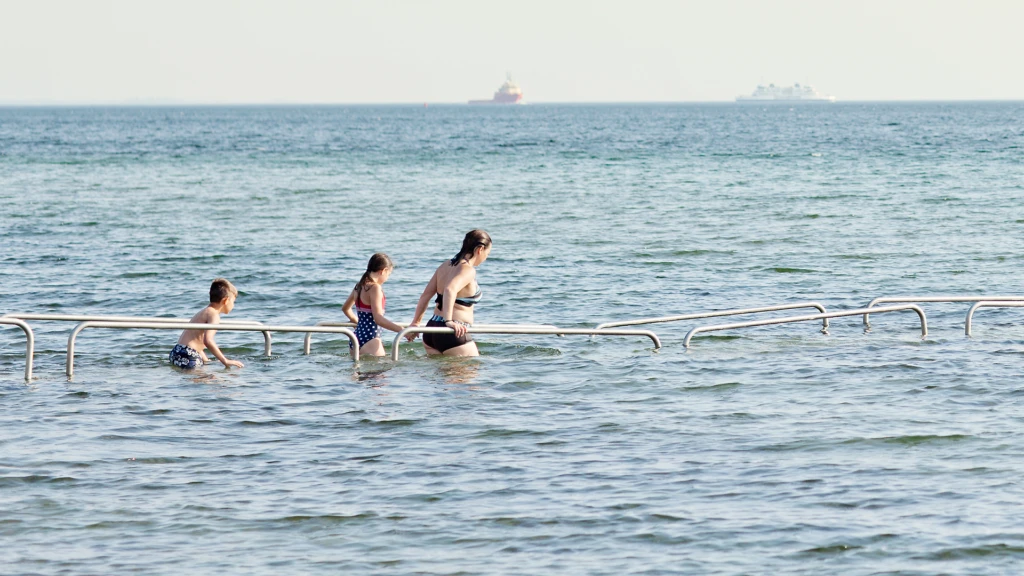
xmin=169 ymin=278 xmax=245 ymax=370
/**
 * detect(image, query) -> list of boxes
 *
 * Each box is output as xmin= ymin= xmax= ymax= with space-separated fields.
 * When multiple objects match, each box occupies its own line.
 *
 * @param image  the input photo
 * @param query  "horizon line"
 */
xmin=2 ymin=98 xmax=1024 ymax=107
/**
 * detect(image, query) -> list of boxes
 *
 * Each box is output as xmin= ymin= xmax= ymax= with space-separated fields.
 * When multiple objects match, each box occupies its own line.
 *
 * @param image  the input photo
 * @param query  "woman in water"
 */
xmin=408 ymin=230 xmax=491 ymax=356
xmin=342 ymin=253 xmax=405 ymax=357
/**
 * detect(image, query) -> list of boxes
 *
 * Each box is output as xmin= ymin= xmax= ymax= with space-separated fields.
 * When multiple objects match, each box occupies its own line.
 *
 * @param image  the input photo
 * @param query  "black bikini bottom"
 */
xmin=423 ymin=317 xmax=472 ymax=353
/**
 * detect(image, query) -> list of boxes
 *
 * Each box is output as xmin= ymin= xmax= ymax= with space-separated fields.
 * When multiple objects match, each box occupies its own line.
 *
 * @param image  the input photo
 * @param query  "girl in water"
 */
xmin=408 ymin=230 xmax=491 ymax=356
xmin=342 ymin=253 xmax=405 ymax=357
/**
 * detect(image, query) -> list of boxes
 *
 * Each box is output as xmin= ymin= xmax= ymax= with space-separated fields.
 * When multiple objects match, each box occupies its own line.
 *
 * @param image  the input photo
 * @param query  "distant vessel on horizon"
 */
xmin=736 ymin=83 xmax=835 ymax=103
xmin=469 ymin=74 xmax=524 ymax=105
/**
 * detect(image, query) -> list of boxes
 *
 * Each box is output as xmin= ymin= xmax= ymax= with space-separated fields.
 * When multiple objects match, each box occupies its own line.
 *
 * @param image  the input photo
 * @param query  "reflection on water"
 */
xmin=437 ymin=357 xmax=481 ymax=386
xmin=355 ymin=365 xmax=392 ymax=387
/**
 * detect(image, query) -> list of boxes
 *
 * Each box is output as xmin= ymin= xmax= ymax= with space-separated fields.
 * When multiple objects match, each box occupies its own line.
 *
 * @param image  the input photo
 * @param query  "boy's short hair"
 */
xmin=210 ymin=278 xmax=238 ymax=303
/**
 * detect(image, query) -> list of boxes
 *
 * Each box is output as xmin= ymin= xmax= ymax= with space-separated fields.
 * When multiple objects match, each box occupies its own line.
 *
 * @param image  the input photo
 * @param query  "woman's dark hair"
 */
xmin=356 ymin=253 xmax=394 ymax=292
xmin=450 ymin=229 xmax=491 ymax=266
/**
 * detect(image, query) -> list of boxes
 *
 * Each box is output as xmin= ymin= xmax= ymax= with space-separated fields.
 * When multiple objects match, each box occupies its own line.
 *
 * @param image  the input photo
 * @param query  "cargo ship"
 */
xmin=469 ymin=74 xmax=524 ymax=105
xmin=736 ymin=83 xmax=835 ymax=103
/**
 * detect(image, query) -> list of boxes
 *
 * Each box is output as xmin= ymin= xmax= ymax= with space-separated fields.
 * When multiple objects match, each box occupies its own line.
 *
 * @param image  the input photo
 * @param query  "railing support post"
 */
xmin=1 ymin=319 xmax=35 ymax=381
xmin=965 ymin=301 xmax=1024 ymax=337
xmin=685 ymin=304 xmax=927 ymax=348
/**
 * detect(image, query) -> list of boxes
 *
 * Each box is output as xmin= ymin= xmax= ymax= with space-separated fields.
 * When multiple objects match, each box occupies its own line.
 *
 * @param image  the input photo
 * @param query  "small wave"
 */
xmin=508 ymin=345 xmax=561 ymax=358
xmin=799 ymin=543 xmax=862 ymax=555
xmin=357 ymin=418 xmax=420 ymax=427
xmin=647 ymin=513 xmax=689 ymax=522
xmin=769 ymin=267 xmax=816 ymax=273
xmin=474 ymin=429 xmax=546 ymax=438
xmin=131 ymin=457 xmax=186 ymax=464
xmin=843 ymin=434 xmax=972 ymax=447
xmin=0 ymin=475 xmax=76 ymax=486
xmin=126 ymin=408 xmax=172 ymax=416
xmin=625 ymin=532 xmax=695 ymax=545
xmin=925 ymin=543 xmax=1024 ymax=559
xmin=679 ymin=381 xmax=742 ymax=392
xmin=236 ymin=419 xmax=298 ymax=427
xmin=692 ymin=334 xmax=743 ymax=342
xmin=278 ymin=513 xmax=378 ymax=523
xmin=670 ymin=249 xmax=735 ymax=256
xmin=85 ymin=520 xmax=156 ymax=529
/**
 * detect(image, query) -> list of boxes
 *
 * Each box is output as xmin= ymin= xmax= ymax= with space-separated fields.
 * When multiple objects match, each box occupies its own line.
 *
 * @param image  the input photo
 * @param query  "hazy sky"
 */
xmin=1 ymin=0 xmax=1021 ymax=104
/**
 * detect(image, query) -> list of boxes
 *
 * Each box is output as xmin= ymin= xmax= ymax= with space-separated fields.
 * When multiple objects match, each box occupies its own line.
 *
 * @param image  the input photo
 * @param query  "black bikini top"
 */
xmin=435 ymin=289 xmax=483 ymax=308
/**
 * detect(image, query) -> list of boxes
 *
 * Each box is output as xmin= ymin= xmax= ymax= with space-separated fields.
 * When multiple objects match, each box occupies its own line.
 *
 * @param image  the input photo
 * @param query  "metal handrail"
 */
xmin=66 ymin=322 xmax=360 ymax=378
xmin=1 ymin=313 xmax=265 ymax=324
xmin=0 ymin=318 xmax=35 ymax=381
xmin=1 ymin=313 xmax=272 ymax=356
xmin=964 ymin=301 xmax=1024 ymax=336
xmin=596 ymin=302 xmax=830 ymax=331
xmin=684 ymin=304 xmax=928 ymax=348
xmin=863 ymin=296 xmax=1024 ymax=328
xmin=302 ymin=321 xmax=561 ymax=354
xmin=390 ymin=326 xmax=661 ymax=361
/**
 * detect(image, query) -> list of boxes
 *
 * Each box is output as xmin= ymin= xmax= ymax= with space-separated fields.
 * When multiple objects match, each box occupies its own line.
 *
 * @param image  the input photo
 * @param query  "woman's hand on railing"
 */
xmin=446 ymin=320 xmax=467 ymax=338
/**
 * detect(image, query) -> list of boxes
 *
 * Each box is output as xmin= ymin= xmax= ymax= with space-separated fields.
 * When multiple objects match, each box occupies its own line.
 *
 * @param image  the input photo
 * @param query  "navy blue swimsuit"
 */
xmin=353 ymin=292 xmax=384 ymax=346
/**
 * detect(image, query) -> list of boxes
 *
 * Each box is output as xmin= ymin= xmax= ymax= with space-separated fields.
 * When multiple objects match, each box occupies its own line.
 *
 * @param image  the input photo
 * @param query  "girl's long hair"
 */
xmin=356 ymin=253 xmax=394 ymax=293
xmin=450 ymin=229 xmax=491 ymax=266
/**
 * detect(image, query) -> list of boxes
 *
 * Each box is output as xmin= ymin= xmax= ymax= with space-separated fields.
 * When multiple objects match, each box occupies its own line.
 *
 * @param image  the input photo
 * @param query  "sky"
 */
xmin=0 ymin=0 xmax=1021 ymax=104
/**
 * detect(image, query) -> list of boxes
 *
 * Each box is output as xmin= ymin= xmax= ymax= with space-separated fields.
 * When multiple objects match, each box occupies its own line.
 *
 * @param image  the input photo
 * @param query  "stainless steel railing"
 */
xmin=66 ymin=322 xmax=360 ymax=378
xmin=0 ymin=318 xmax=35 ymax=381
xmin=862 ymin=296 xmax=1024 ymax=329
xmin=964 ymin=301 xmax=1024 ymax=336
xmin=302 ymin=321 xmax=560 ymax=354
xmin=684 ymin=304 xmax=928 ymax=349
xmin=390 ymin=326 xmax=662 ymax=361
xmin=1 ymin=313 xmax=273 ymax=356
xmin=596 ymin=302 xmax=830 ymax=331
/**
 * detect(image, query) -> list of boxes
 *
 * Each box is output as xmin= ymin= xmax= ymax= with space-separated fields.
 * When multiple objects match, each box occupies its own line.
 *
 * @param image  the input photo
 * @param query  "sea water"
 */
xmin=1 ymin=103 xmax=1023 ymax=574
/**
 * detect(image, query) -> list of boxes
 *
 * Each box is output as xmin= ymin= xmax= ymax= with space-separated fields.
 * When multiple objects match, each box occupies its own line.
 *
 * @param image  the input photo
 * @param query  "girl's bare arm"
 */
xmin=341 ymin=289 xmax=359 ymax=323
xmin=368 ymin=284 xmax=403 ymax=333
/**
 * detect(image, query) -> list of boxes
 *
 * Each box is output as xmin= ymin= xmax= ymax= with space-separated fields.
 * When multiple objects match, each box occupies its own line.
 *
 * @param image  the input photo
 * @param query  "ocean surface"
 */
xmin=1 ymin=103 xmax=1023 ymax=574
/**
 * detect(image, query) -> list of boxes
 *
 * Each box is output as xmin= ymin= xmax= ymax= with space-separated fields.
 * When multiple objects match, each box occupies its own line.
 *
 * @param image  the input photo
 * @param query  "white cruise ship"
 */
xmin=736 ymin=83 xmax=835 ymax=103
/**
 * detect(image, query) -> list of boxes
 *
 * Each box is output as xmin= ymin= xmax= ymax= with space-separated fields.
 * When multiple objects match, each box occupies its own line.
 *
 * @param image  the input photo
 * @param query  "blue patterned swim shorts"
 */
xmin=169 ymin=344 xmax=204 ymax=369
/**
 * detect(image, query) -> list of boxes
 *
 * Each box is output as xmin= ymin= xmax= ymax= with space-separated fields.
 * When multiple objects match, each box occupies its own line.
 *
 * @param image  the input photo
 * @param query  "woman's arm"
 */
xmin=367 ymin=284 xmax=404 ymax=333
xmin=410 ymin=269 xmax=439 ymax=326
xmin=441 ymin=264 xmax=475 ymax=338
xmin=407 ymin=269 xmax=440 ymax=341
xmin=341 ymin=289 xmax=358 ymax=323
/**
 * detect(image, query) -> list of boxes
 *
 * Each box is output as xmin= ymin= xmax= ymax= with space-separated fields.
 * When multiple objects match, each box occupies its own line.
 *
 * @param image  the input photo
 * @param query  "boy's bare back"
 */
xmin=176 ymin=305 xmax=221 ymax=363
xmin=169 ymin=278 xmax=243 ymax=370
